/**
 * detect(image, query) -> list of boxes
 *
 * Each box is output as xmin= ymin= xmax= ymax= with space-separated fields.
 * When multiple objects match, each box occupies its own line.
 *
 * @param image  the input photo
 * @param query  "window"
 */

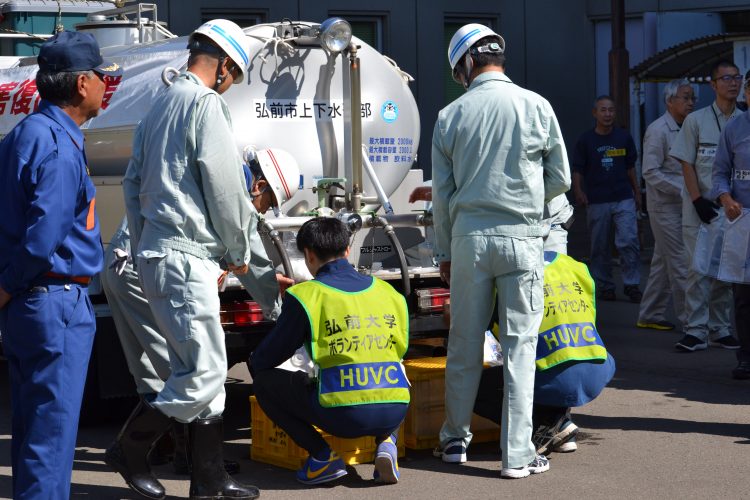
xmin=201 ymin=8 xmax=268 ymax=27
xmin=330 ymin=13 xmax=385 ymax=52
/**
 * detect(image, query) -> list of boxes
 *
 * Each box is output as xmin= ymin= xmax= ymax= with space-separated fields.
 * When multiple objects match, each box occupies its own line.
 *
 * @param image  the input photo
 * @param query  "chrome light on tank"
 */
xmin=319 ymin=17 xmax=352 ymax=53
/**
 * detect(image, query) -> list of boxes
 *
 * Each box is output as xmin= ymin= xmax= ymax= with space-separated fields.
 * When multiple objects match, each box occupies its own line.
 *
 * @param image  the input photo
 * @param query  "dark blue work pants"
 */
xmin=253 ymin=368 xmax=407 ymax=456
xmin=0 ymin=284 xmax=95 ymax=499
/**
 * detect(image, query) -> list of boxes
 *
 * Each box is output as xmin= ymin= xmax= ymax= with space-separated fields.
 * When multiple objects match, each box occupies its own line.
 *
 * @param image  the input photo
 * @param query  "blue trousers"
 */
xmin=586 ymin=199 xmax=641 ymax=291
xmin=253 ymin=368 xmax=407 ymax=456
xmin=0 ymin=284 xmax=95 ymax=499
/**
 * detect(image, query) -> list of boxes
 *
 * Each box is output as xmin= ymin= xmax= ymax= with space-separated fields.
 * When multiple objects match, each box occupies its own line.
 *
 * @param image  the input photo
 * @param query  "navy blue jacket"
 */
xmin=0 ymin=100 xmax=103 ymax=294
xmin=250 ymin=258 xmax=372 ymax=375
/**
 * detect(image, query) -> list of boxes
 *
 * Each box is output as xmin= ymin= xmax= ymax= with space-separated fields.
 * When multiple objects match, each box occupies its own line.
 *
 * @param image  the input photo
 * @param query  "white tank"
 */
xmin=0 ymin=22 xmax=420 ymax=240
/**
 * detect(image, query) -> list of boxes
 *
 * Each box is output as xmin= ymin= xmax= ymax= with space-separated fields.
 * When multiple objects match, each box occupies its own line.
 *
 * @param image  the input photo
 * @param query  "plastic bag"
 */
xmin=693 ymin=209 xmax=750 ymax=284
xmin=483 ymin=330 xmax=503 ymax=367
xmin=275 ymin=346 xmax=315 ymax=377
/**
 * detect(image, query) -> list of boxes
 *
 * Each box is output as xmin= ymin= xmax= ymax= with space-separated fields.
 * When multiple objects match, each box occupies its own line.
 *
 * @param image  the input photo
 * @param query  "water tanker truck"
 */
xmin=0 ymin=2 xmax=448 ymax=411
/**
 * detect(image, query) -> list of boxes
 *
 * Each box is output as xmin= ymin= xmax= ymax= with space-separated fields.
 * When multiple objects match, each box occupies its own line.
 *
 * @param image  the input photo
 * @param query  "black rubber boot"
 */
xmin=189 ymin=416 xmax=259 ymax=500
xmin=104 ymin=399 xmax=172 ymax=499
xmin=149 ymin=425 xmax=175 ymax=466
xmin=173 ymin=422 xmax=240 ymax=476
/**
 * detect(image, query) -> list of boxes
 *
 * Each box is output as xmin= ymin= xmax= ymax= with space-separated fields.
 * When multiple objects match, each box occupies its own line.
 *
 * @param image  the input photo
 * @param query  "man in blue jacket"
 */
xmin=250 ymin=217 xmax=409 ymax=486
xmin=0 ymin=31 xmax=121 ymax=499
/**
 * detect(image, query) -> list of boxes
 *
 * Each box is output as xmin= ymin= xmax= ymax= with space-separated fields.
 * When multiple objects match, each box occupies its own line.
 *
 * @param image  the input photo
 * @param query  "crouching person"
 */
xmin=250 ymin=217 xmax=409 ymax=485
xmin=474 ymin=251 xmax=616 ymax=455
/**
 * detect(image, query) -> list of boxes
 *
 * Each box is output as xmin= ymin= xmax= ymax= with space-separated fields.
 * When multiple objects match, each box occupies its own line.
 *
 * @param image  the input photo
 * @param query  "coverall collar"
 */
xmin=39 ymin=99 xmax=84 ymax=150
xmin=663 ymin=110 xmax=681 ymax=131
xmin=469 ymin=70 xmax=512 ymax=91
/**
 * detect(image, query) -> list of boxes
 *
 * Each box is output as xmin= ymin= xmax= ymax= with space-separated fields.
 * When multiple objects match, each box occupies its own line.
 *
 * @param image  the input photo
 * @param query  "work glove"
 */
xmin=692 ymin=197 xmax=719 ymax=224
xmin=108 ymin=248 xmax=131 ymax=276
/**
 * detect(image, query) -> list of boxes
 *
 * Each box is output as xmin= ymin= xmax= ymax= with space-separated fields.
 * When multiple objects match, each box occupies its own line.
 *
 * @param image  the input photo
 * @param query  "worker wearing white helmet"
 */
xmin=103 ymin=147 xmax=300 ymax=478
xmin=235 ymin=148 xmax=301 ymax=320
xmin=188 ymin=18 xmax=251 ymax=90
xmin=432 ymin=23 xmax=570 ymax=478
xmin=116 ymin=19 xmax=260 ymax=500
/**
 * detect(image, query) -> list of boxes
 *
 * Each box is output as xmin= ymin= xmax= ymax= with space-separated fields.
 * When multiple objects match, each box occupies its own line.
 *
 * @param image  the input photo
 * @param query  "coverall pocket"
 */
xmin=139 ymin=255 xmax=168 ymax=299
xmin=511 ymin=237 xmax=542 ymax=271
xmin=162 ymin=257 xmax=195 ymax=342
xmin=62 ymin=286 xmax=91 ymax=327
xmin=530 ymin=268 xmax=542 ymax=311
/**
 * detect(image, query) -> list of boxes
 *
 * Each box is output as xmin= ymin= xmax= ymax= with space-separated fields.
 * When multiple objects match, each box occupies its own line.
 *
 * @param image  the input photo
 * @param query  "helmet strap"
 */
xmin=214 ymin=54 xmax=226 ymax=91
xmin=462 ymin=53 xmax=474 ymax=89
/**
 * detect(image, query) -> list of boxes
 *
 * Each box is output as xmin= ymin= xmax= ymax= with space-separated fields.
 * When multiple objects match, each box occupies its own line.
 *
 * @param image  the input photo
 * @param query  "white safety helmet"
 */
xmin=189 ymin=19 xmax=251 ymax=84
xmin=447 ymin=24 xmax=505 ymax=86
xmin=255 ymin=148 xmax=301 ymax=215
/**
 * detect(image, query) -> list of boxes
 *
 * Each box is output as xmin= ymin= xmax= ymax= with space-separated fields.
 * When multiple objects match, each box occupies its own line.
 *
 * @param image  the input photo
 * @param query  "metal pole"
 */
xmin=348 ymin=43 xmax=363 ymax=212
xmin=609 ymin=0 xmax=630 ymax=129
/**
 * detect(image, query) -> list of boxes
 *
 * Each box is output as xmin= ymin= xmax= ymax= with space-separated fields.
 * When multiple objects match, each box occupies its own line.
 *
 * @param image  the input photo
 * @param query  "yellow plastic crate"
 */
xmin=250 ymin=395 xmax=405 ymax=471
xmin=403 ymin=357 xmax=500 ymax=450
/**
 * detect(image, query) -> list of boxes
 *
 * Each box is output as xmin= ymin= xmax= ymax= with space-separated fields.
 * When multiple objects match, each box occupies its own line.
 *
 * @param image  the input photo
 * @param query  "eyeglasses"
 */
xmin=675 ymin=95 xmax=697 ymax=102
xmin=715 ymin=74 xmax=743 ymax=83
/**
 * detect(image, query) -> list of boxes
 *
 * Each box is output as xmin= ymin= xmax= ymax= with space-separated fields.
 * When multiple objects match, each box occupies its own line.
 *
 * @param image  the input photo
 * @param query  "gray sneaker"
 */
xmin=501 ymin=454 xmax=550 ymax=479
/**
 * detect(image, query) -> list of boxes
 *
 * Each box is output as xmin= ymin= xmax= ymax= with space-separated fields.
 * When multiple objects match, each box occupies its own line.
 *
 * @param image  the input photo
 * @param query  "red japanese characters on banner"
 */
xmin=0 ymin=74 xmax=123 ymax=115
xmin=0 ymin=81 xmax=18 ymax=114
xmin=10 ymin=79 xmax=40 ymax=115
xmin=101 ymin=75 xmax=122 ymax=110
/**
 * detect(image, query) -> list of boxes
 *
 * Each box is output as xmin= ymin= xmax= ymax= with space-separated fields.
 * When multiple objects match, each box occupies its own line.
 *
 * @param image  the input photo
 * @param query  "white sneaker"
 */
xmin=501 ymin=454 xmax=550 ymax=479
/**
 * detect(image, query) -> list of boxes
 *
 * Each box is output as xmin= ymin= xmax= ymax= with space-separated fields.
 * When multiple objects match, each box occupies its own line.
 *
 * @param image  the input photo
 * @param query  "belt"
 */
xmin=44 ymin=272 xmax=91 ymax=285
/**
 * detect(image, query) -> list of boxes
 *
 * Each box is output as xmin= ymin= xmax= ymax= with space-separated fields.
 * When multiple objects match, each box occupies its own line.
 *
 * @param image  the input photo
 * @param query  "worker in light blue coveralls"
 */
xmin=0 ymin=31 xmax=121 ymax=499
xmin=112 ymin=19 xmax=260 ymax=500
xmin=432 ymin=24 xmax=571 ymax=479
xmin=250 ymin=217 xmax=409 ymax=486
xmin=102 ymin=149 xmax=299 ymax=474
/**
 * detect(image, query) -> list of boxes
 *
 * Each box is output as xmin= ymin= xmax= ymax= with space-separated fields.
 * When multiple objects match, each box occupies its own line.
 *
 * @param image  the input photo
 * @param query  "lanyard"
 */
xmin=710 ymin=105 xmax=723 ymax=134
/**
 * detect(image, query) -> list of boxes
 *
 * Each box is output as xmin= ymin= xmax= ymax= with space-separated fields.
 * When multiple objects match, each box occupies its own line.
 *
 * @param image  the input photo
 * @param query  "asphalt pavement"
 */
xmin=1 ymin=260 xmax=749 ymax=499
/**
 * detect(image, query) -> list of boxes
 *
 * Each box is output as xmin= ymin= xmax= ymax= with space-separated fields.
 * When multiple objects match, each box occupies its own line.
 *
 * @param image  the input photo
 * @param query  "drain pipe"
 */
xmin=348 ymin=43 xmax=363 ymax=213
xmin=371 ymin=215 xmax=410 ymax=297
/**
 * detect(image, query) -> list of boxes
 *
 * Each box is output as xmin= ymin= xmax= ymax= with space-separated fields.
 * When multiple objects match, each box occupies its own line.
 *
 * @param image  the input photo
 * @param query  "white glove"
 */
xmin=109 ymin=248 xmax=131 ymax=276
xmin=242 ymin=145 xmax=258 ymax=165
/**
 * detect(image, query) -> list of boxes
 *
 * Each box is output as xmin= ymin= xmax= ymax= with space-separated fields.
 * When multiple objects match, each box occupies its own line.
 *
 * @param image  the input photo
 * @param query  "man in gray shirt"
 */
xmin=637 ymin=79 xmax=694 ymax=331
xmin=670 ymin=60 xmax=742 ymax=353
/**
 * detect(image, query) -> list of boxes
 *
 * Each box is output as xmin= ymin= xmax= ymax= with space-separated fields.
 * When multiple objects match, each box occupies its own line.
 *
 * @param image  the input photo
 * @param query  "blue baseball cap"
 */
xmin=38 ymin=31 xmax=122 ymax=77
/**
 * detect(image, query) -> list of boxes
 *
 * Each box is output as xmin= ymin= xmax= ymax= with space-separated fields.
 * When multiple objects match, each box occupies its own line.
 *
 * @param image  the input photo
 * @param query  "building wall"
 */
xmin=149 ymin=0 xmax=744 ymax=174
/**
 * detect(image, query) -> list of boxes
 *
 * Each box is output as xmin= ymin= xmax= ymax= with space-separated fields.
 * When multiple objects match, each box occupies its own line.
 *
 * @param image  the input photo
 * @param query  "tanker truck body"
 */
xmin=0 ymin=3 xmax=447 ymax=412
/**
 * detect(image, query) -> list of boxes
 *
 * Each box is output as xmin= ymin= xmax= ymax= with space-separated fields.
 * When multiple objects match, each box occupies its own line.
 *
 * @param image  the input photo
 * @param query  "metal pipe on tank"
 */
xmin=348 ymin=43 xmax=363 ymax=213
xmin=361 ymin=146 xmax=394 ymax=215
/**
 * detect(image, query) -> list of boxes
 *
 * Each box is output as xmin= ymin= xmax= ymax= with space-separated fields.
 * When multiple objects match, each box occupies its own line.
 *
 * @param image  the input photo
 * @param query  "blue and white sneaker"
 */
xmin=373 ymin=434 xmax=400 ymax=484
xmin=554 ymin=435 xmax=578 ymax=453
xmin=296 ymin=450 xmax=347 ymax=485
xmin=432 ymin=438 xmax=467 ymax=463
xmin=501 ymin=454 xmax=550 ymax=479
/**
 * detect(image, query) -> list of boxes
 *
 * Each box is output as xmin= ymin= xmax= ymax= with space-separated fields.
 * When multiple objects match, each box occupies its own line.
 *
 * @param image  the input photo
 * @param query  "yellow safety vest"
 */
xmin=536 ymin=252 xmax=608 ymax=370
xmin=287 ymin=277 xmax=410 ymax=408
